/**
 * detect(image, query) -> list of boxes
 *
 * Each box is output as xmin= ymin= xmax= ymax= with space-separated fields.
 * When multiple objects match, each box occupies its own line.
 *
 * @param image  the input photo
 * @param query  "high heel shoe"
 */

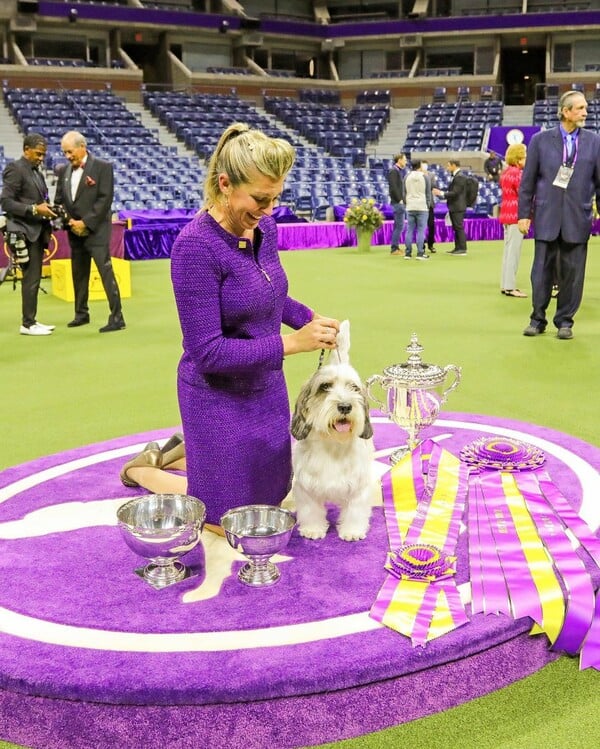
xmin=160 ymin=432 xmax=183 ymax=459
xmin=162 ymin=439 xmax=186 ymax=469
xmin=120 ymin=446 xmax=163 ymax=488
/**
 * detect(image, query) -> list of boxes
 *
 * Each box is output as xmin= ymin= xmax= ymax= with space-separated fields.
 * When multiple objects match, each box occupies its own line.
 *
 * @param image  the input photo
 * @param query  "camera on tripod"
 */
xmin=6 ymin=231 xmax=30 ymax=265
xmin=0 ymin=216 xmax=19 ymax=287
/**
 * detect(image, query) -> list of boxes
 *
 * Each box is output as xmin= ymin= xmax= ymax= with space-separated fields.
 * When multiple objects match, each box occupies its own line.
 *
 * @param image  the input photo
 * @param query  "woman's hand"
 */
xmin=282 ymin=316 xmax=340 ymax=356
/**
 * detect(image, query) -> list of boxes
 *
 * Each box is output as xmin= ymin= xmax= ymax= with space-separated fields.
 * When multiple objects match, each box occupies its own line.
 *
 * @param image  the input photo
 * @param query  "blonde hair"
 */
xmin=204 ymin=122 xmax=295 ymax=208
xmin=505 ymin=143 xmax=526 ymax=166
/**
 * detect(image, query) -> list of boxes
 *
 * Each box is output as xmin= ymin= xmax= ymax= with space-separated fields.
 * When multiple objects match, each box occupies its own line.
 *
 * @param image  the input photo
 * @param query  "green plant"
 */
xmin=343 ymin=197 xmax=384 ymax=233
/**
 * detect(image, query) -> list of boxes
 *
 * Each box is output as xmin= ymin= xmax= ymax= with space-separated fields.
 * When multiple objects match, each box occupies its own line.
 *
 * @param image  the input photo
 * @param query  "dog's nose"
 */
xmin=337 ymin=402 xmax=352 ymax=415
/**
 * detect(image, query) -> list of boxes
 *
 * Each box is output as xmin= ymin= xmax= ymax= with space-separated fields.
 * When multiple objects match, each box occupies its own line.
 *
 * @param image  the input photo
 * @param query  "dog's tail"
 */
xmin=330 ymin=319 xmax=350 ymax=365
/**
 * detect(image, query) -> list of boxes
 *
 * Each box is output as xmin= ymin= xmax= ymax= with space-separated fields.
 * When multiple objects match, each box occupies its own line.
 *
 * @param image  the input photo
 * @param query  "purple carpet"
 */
xmin=0 ymin=412 xmax=598 ymax=749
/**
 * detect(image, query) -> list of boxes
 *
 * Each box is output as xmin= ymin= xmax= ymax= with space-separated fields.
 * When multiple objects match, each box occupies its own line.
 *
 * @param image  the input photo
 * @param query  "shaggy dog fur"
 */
xmin=290 ymin=323 xmax=375 ymax=541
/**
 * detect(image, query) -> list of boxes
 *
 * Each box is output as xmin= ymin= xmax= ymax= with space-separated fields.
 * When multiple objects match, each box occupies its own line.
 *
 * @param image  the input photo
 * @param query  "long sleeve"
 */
xmin=388 ymin=168 xmax=405 ymax=204
xmin=1 ymin=162 xmax=31 ymax=219
xmin=171 ymin=214 xmax=296 ymax=380
xmin=282 ymin=296 xmax=312 ymax=330
xmin=499 ymin=167 xmax=522 ymax=225
xmin=80 ymin=161 xmax=113 ymax=233
xmin=518 ymin=135 xmax=540 ymax=222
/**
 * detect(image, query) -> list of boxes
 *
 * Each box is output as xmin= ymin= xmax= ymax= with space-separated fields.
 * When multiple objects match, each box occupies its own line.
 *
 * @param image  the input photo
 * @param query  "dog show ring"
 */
xmin=0 ymin=412 xmax=598 ymax=749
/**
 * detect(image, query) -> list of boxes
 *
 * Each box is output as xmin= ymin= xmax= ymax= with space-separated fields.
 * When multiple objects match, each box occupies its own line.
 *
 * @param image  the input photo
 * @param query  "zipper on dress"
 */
xmin=241 ymin=234 xmax=272 ymax=284
xmin=258 ymin=266 xmax=271 ymax=283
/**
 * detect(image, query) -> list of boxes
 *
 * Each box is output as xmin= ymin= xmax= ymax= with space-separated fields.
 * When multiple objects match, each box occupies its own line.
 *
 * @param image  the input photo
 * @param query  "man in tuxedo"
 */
xmin=55 ymin=130 xmax=125 ymax=333
xmin=518 ymin=90 xmax=600 ymax=340
xmin=443 ymin=159 xmax=469 ymax=255
xmin=1 ymin=133 xmax=57 ymax=335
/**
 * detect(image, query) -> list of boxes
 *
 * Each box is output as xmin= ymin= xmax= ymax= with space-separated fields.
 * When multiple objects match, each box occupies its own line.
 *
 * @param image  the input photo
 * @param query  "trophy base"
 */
xmin=136 ymin=560 xmax=191 ymax=590
xmin=390 ymin=445 xmax=411 ymax=465
xmin=238 ymin=560 xmax=281 ymax=587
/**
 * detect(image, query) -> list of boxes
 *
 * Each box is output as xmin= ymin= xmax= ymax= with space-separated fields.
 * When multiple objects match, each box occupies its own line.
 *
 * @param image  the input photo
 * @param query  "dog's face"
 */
xmin=291 ymin=363 xmax=373 ymax=442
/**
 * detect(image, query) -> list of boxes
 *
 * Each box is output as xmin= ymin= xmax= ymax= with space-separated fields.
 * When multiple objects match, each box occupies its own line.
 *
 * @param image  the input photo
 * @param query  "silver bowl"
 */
xmin=117 ymin=494 xmax=206 ymax=589
xmin=220 ymin=504 xmax=296 ymax=587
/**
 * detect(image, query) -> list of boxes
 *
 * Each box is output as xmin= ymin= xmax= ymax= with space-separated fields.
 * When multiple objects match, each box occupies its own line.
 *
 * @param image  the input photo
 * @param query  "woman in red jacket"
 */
xmin=499 ymin=143 xmax=527 ymax=297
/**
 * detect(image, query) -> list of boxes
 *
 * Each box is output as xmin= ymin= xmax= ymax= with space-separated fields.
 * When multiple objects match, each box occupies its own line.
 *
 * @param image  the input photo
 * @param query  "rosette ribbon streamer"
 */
xmin=470 ymin=471 xmax=565 ymax=644
xmin=530 ymin=471 xmax=600 ymax=668
xmin=371 ymin=441 xmax=470 ymax=646
xmin=469 ymin=469 xmax=600 ymax=664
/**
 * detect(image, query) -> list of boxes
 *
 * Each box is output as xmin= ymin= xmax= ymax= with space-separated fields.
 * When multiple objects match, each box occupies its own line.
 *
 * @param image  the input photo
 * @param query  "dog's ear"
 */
xmin=329 ymin=319 xmax=350 ymax=366
xmin=359 ymin=396 xmax=373 ymax=439
xmin=291 ymin=381 xmax=313 ymax=440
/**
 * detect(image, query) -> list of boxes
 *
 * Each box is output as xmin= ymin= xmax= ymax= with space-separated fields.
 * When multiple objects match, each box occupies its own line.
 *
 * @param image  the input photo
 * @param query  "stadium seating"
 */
xmin=262 ymin=92 xmax=388 ymax=165
xmin=4 ymin=88 xmax=161 ymax=149
xmin=403 ymin=99 xmax=503 ymax=152
xmin=533 ymin=99 xmax=558 ymax=127
xmin=0 ymin=83 xmax=508 ymax=221
xmin=2 ymin=87 xmax=205 ymax=214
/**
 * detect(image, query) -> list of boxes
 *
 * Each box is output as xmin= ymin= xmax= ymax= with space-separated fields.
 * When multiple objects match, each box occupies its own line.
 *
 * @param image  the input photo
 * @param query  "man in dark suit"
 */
xmin=422 ymin=160 xmax=441 ymax=253
xmin=443 ymin=159 xmax=469 ymax=256
xmin=55 ymin=130 xmax=125 ymax=333
xmin=387 ymin=153 xmax=407 ymax=255
xmin=518 ymin=90 xmax=600 ymax=340
xmin=1 ymin=133 xmax=57 ymax=336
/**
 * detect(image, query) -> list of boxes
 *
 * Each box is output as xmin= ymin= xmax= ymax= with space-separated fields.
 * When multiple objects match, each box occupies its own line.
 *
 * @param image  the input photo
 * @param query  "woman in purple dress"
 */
xmin=120 ymin=123 xmax=339 ymax=533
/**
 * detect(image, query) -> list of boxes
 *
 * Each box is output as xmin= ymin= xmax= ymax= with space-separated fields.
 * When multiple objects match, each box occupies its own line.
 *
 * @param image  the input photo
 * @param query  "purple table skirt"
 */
xmin=277 ymin=217 xmax=510 ymax=250
xmin=115 ymin=208 xmax=600 ymax=260
xmin=122 ymin=217 xmax=515 ymax=259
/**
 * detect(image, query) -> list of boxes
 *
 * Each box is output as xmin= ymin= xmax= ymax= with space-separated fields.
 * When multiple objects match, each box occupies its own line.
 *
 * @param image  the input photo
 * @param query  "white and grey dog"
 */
xmin=290 ymin=321 xmax=375 ymax=541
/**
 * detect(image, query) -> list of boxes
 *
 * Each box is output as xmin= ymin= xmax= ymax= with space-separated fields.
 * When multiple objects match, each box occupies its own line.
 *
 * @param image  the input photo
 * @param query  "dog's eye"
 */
xmin=318 ymin=382 xmax=332 ymax=393
xmin=349 ymin=383 xmax=362 ymax=393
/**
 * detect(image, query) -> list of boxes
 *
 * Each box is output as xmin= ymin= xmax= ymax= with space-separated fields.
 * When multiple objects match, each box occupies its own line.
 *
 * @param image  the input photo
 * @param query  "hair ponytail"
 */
xmin=203 ymin=122 xmax=294 ymax=209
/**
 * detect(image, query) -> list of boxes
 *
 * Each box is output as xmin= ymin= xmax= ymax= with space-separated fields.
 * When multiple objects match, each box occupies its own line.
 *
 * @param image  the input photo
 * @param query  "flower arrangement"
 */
xmin=343 ymin=197 xmax=384 ymax=234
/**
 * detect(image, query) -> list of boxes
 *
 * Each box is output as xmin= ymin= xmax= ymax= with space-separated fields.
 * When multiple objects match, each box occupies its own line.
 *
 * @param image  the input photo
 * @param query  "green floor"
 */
xmin=1 ymin=236 xmax=599 ymax=748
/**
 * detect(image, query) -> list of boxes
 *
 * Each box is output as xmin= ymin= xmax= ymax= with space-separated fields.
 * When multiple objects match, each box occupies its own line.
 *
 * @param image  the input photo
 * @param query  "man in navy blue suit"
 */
xmin=518 ymin=90 xmax=600 ymax=340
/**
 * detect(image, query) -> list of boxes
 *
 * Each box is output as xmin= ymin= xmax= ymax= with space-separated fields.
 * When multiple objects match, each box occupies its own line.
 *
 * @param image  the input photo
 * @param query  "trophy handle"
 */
xmin=440 ymin=365 xmax=462 ymax=404
xmin=365 ymin=374 xmax=388 ymax=413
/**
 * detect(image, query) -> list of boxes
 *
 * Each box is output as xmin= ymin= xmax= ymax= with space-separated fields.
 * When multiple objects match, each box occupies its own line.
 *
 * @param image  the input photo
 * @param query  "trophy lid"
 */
xmin=382 ymin=333 xmax=449 ymax=387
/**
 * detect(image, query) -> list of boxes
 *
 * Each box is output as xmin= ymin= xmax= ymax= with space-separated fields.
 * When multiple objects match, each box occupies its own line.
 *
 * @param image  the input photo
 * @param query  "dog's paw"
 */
xmin=299 ymin=524 xmax=329 ymax=540
xmin=337 ymin=524 xmax=369 ymax=542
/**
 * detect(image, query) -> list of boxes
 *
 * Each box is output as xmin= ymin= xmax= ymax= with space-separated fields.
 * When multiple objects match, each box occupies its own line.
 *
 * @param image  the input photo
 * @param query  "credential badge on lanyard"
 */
xmin=553 ymin=136 xmax=577 ymax=189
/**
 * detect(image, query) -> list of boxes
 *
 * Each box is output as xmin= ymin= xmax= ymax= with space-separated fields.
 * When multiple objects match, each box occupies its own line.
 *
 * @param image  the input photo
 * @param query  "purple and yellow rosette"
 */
xmin=460 ymin=436 xmax=545 ymax=472
xmin=386 ymin=543 xmax=457 ymax=582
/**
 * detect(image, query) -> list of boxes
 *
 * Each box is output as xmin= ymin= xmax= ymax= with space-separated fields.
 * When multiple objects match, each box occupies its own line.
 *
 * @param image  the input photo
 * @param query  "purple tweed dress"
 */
xmin=170 ymin=212 xmax=313 ymax=524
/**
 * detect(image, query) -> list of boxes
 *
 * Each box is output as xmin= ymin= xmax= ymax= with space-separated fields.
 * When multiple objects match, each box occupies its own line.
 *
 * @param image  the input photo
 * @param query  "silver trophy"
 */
xmin=366 ymin=333 xmax=461 ymax=463
xmin=117 ymin=494 xmax=206 ymax=589
xmin=220 ymin=504 xmax=296 ymax=587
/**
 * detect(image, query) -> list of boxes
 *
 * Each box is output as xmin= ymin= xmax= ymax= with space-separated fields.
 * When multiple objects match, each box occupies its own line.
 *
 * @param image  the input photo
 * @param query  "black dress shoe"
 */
xmin=99 ymin=321 xmax=126 ymax=333
xmin=67 ymin=317 xmax=90 ymax=327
